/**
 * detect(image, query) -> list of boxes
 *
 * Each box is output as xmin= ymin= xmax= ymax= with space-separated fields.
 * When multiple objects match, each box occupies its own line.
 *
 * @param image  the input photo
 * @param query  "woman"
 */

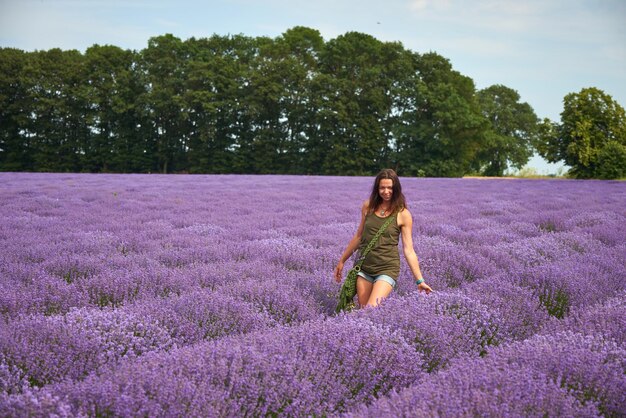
xmin=334 ymin=169 xmax=432 ymax=308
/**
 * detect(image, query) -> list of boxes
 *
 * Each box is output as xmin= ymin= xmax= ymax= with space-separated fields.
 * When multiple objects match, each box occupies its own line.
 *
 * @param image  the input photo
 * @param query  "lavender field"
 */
xmin=1 ymin=173 xmax=625 ymax=417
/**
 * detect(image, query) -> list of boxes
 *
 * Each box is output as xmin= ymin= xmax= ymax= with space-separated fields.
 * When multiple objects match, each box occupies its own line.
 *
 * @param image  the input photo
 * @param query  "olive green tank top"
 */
xmin=358 ymin=212 xmax=401 ymax=280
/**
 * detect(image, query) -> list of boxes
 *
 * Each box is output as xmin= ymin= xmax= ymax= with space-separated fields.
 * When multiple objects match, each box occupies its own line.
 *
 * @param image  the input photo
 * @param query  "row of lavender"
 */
xmin=4 ymin=295 xmax=624 ymax=417
xmin=1 ymin=173 xmax=625 ymax=416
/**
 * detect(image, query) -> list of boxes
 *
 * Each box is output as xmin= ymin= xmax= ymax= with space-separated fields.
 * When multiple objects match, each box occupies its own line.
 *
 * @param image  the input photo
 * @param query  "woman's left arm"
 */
xmin=399 ymin=209 xmax=433 ymax=293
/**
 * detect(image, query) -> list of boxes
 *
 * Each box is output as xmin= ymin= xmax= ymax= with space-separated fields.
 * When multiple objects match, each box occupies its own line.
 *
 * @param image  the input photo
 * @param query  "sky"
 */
xmin=1 ymin=0 xmax=625 ymax=175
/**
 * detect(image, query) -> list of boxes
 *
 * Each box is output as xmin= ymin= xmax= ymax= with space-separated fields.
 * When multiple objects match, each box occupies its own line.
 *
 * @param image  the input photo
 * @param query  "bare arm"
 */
xmin=399 ymin=208 xmax=433 ymax=293
xmin=334 ymin=201 xmax=368 ymax=283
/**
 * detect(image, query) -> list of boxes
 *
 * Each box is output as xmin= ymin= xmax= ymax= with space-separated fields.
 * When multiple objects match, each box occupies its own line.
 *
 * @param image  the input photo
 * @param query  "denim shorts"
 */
xmin=357 ymin=271 xmax=397 ymax=289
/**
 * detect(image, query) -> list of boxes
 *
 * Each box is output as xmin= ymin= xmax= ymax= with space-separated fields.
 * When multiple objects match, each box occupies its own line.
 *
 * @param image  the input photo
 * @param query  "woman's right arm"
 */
xmin=334 ymin=201 xmax=368 ymax=283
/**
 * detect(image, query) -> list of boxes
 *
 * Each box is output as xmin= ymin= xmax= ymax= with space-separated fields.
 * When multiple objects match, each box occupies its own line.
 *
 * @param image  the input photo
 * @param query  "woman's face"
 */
xmin=378 ymin=179 xmax=393 ymax=201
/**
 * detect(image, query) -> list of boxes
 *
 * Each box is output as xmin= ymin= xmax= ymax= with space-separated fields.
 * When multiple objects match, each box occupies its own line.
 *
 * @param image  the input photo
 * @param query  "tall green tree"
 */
xmin=537 ymin=87 xmax=626 ymax=179
xmin=274 ymin=27 xmax=324 ymax=173
xmin=232 ymin=28 xmax=324 ymax=174
xmin=244 ymin=35 xmax=291 ymax=174
xmin=1 ymin=27 xmax=558 ymax=178
xmin=83 ymin=45 xmax=147 ymax=172
xmin=184 ymin=34 xmax=259 ymax=174
xmin=0 ymin=48 xmax=32 ymax=170
xmin=225 ymin=35 xmax=268 ymax=174
xmin=316 ymin=32 xmax=404 ymax=175
xmin=475 ymin=85 xmax=539 ymax=176
xmin=394 ymin=52 xmax=486 ymax=177
xmin=28 ymin=49 xmax=88 ymax=172
xmin=141 ymin=34 xmax=190 ymax=173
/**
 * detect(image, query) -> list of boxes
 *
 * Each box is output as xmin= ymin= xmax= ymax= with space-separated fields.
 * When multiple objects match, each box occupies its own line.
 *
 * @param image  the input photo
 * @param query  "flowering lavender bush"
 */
xmin=356 ymin=331 xmax=624 ymax=417
xmin=45 ymin=317 xmax=423 ymax=417
xmin=361 ymin=291 xmax=503 ymax=372
xmin=0 ymin=306 xmax=175 ymax=389
xmin=1 ymin=173 xmax=624 ymax=416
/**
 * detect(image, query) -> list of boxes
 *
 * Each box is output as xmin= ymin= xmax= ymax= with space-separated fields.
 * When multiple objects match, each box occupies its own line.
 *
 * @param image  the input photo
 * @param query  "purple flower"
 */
xmin=51 ymin=316 xmax=424 ymax=416
xmin=1 ymin=173 xmax=624 ymax=416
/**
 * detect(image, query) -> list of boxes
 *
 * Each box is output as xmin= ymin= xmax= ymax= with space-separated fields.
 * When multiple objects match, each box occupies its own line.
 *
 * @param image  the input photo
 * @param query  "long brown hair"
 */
xmin=367 ymin=169 xmax=407 ymax=214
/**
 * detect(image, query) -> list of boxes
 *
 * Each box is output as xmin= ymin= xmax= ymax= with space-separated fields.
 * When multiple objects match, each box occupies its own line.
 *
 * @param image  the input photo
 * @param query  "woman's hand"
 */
xmin=334 ymin=262 xmax=344 ymax=283
xmin=418 ymin=281 xmax=433 ymax=294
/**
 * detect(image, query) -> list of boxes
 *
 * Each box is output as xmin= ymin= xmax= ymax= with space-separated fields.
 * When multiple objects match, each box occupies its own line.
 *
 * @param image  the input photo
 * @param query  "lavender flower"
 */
xmin=363 ymin=291 xmax=503 ymax=372
xmin=0 ymin=307 xmax=174 ymax=388
xmin=53 ymin=316 xmax=424 ymax=416
xmin=356 ymin=330 xmax=624 ymax=417
xmin=1 ymin=172 xmax=624 ymax=416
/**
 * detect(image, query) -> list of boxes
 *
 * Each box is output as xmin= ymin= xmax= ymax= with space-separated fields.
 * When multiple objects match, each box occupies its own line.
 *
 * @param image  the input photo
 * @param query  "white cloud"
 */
xmin=0 ymin=0 xmax=157 ymax=51
xmin=406 ymin=0 xmax=548 ymax=34
xmin=154 ymin=18 xmax=181 ymax=29
xmin=433 ymin=36 xmax=513 ymax=57
xmin=409 ymin=0 xmax=451 ymax=12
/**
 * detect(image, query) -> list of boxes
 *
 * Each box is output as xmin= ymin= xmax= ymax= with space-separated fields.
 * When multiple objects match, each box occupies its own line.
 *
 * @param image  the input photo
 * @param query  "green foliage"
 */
xmin=595 ymin=141 xmax=626 ymax=179
xmin=0 ymin=28 xmax=563 ymax=177
xmin=0 ymin=48 xmax=32 ymax=171
xmin=392 ymin=52 xmax=487 ymax=177
xmin=315 ymin=32 xmax=407 ymax=175
xmin=475 ymin=85 xmax=539 ymax=176
xmin=537 ymin=284 xmax=570 ymax=319
xmin=83 ymin=44 xmax=148 ymax=172
xmin=537 ymin=87 xmax=626 ymax=179
xmin=27 ymin=48 xmax=89 ymax=172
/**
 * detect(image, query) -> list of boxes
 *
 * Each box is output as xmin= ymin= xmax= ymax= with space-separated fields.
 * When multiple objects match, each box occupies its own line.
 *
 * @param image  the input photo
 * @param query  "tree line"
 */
xmin=1 ymin=27 xmax=624 ymax=178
